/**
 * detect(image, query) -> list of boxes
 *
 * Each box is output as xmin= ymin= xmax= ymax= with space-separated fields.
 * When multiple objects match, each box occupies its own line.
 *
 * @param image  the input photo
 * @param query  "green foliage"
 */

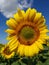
xmin=0 ymin=44 xmax=5 ymax=51
xmin=0 ymin=63 xmax=6 ymax=65
xmin=12 ymin=61 xmax=20 ymax=65
xmin=44 ymin=58 xmax=49 ymax=65
xmin=0 ymin=44 xmax=5 ymax=47
xmin=0 ymin=41 xmax=49 ymax=65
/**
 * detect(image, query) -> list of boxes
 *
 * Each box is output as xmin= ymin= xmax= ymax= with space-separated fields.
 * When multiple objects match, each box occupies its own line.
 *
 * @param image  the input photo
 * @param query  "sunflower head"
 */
xmin=1 ymin=46 xmax=15 ymax=59
xmin=5 ymin=8 xmax=49 ymax=57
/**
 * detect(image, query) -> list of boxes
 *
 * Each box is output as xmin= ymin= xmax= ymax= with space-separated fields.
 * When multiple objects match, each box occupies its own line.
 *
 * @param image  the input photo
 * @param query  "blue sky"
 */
xmin=0 ymin=0 xmax=49 ymax=44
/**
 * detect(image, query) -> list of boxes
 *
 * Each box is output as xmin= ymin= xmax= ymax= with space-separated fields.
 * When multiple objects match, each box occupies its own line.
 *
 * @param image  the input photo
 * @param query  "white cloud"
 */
xmin=0 ymin=0 xmax=33 ymax=18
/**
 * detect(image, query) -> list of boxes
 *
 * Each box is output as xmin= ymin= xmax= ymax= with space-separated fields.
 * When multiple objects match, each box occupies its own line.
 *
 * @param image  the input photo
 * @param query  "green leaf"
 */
xmin=21 ymin=58 xmax=28 ymax=64
xmin=0 ymin=63 xmax=6 ymax=65
xmin=44 ymin=58 xmax=49 ymax=65
xmin=20 ymin=62 xmax=26 ymax=65
xmin=12 ymin=61 xmax=20 ymax=65
xmin=36 ymin=61 xmax=44 ymax=65
xmin=0 ymin=44 xmax=5 ymax=52
xmin=18 ymin=61 xmax=26 ymax=65
xmin=0 ymin=44 xmax=5 ymax=48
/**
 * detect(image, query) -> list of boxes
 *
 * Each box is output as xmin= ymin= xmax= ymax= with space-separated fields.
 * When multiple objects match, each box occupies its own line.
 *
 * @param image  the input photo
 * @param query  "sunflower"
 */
xmin=1 ymin=45 xmax=15 ymax=59
xmin=5 ymin=8 xmax=49 ymax=57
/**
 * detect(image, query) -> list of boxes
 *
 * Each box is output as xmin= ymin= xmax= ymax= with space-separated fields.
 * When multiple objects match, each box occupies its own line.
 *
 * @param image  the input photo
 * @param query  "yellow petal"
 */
xmin=29 ymin=8 xmax=37 ymax=21
xmin=24 ymin=46 xmax=29 ymax=56
xmin=40 ymin=29 xmax=49 ymax=33
xmin=28 ymin=46 xmax=33 ymax=56
xmin=40 ymin=35 xmax=49 ymax=39
xmin=38 ymin=39 xmax=44 ymax=44
xmin=5 ymin=29 xmax=15 ymax=34
xmin=14 ymin=9 xmax=25 ymax=22
xmin=17 ymin=44 xmax=25 ymax=56
xmin=39 ymin=25 xmax=47 ymax=31
xmin=36 ymin=16 xmax=46 ymax=25
xmin=17 ymin=8 xmax=25 ymax=17
xmin=31 ymin=44 xmax=39 ymax=55
xmin=25 ymin=8 xmax=31 ymax=20
xmin=40 ymin=33 xmax=48 ymax=37
xmin=7 ymin=38 xmax=17 ymax=46
xmin=10 ymin=40 xmax=19 ymax=52
xmin=33 ymin=12 xmax=42 ymax=23
xmin=36 ymin=41 xmax=44 ymax=50
xmin=6 ymin=18 xmax=17 ymax=29
xmin=38 ymin=22 xmax=46 ymax=28
xmin=6 ymin=35 xmax=16 ymax=40
xmin=40 ymin=33 xmax=49 ymax=40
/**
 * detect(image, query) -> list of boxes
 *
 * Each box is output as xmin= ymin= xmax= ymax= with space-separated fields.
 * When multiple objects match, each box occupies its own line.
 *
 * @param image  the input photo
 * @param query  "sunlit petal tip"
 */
xmin=26 ymin=8 xmax=31 ymax=13
xmin=32 ymin=8 xmax=37 ymax=12
xmin=6 ymin=20 xmax=9 ymax=26
xmin=27 ymin=8 xmax=31 ymax=10
xmin=33 ymin=12 xmax=42 ymax=23
xmin=47 ymin=29 xmax=49 ymax=32
xmin=5 ymin=29 xmax=15 ymax=34
xmin=6 ymin=36 xmax=11 ymax=40
xmin=17 ymin=8 xmax=22 ymax=16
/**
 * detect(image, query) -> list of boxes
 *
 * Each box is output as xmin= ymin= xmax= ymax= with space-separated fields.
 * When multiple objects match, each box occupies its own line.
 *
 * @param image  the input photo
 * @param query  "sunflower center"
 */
xmin=20 ymin=26 xmax=35 ymax=40
xmin=3 ymin=47 xmax=12 ymax=55
xmin=16 ymin=21 xmax=40 ymax=45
